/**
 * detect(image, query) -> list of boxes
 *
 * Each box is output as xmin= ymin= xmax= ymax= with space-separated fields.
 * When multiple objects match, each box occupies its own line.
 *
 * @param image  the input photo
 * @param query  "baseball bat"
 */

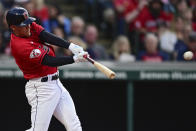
xmin=84 ymin=55 xmax=116 ymax=79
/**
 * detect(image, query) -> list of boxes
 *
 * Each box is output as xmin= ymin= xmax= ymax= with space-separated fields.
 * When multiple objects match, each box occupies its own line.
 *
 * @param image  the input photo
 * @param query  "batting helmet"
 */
xmin=6 ymin=7 xmax=36 ymax=27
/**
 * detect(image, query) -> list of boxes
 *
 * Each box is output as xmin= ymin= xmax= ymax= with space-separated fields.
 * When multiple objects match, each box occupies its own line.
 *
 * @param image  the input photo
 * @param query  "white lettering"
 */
xmin=140 ymin=71 xmax=170 ymax=80
xmin=63 ymin=71 xmax=94 ymax=79
xmin=0 ymin=70 xmax=14 ymax=77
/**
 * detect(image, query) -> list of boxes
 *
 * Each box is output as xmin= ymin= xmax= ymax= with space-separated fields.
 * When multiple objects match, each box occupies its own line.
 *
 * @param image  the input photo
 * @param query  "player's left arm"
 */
xmin=39 ymin=30 xmax=70 ymax=48
xmin=41 ymin=52 xmax=88 ymax=67
xmin=39 ymin=30 xmax=84 ymax=54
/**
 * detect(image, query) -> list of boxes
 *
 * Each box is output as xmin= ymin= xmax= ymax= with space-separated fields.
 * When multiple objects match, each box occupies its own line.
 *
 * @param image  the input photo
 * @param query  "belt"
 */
xmin=41 ymin=74 xmax=59 ymax=82
xmin=28 ymin=73 xmax=59 ymax=82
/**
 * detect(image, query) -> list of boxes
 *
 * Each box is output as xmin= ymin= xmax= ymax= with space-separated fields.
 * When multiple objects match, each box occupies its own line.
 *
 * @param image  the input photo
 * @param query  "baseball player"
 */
xmin=6 ymin=7 xmax=87 ymax=131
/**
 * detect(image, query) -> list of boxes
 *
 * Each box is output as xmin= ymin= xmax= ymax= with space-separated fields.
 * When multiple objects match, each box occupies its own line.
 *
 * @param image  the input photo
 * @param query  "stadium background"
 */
xmin=0 ymin=0 xmax=196 ymax=131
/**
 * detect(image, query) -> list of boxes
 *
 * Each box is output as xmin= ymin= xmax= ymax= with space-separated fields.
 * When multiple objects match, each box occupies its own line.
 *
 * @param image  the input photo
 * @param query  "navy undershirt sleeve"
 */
xmin=39 ymin=30 xmax=71 ymax=49
xmin=41 ymin=54 xmax=74 ymax=67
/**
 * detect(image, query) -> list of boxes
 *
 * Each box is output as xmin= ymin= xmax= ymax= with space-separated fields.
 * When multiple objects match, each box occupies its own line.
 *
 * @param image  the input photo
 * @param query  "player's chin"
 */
xmin=24 ymin=32 xmax=31 ymax=37
xmin=25 ymin=28 xmax=31 ymax=37
xmin=28 ymin=32 xmax=31 ymax=37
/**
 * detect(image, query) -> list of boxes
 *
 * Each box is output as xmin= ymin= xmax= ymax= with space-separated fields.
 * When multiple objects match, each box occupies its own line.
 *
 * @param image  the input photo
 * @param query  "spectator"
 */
xmin=0 ymin=32 xmax=3 ymax=54
xmin=97 ymin=0 xmax=114 ymax=29
xmin=32 ymin=0 xmax=49 ymax=23
xmin=84 ymin=25 xmax=109 ymax=60
xmin=14 ymin=0 xmax=30 ymax=5
xmin=62 ymin=0 xmax=85 ymax=14
xmin=113 ymin=0 xmax=149 ymax=54
xmin=0 ymin=2 xmax=4 ymax=28
xmin=83 ymin=0 xmax=97 ymax=24
xmin=186 ymin=31 xmax=196 ymax=60
xmin=22 ymin=0 xmax=42 ymax=25
xmin=124 ymin=0 xmax=149 ymax=32
xmin=175 ymin=31 xmax=196 ymax=61
xmin=0 ymin=10 xmax=11 ymax=55
xmin=182 ymin=8 xmax=193 ymax=26
xmin=183 ymin=24 xmax=193 ymax=43
xmin=162 ymin=0 xmax=178 ymax=14
xmin=125 ymin=0 xmax=173 ymax=54
xmin=113 ymin=0 xmax=147 ymax=35
xmin=176 ymin=0 xmax=188 ymax=17
xmin=180 ymin=7 xmax=194 ymax=35
xmin=70 ymin=16 xmax=85 ymax=38
xmin=191 ymin=7 xmax=196 ymax=31
xmin=137 ymin=33 xmax=169 ymax=62
xmin=112 ymin=35 xmax=135 ymax=62
xmin=171 ymin=16 xmax=185 ymax=40
xmin=173 ymin=23 xmax=192 ymax=60
xmin=101 ymin=7 xmax=116 ymax=39
xmin=189 ymin=0 xmax=196 ymax=9
xmin=141 ymin=0 xmax=173 ymax=33
xmin=84 ymin=0 xmax=114 ymax=28
xmin=42 ymin=4 xmax=71 ymax=37
xmin=113 ymin=0 xmax=127 ymax=35
xmin=172 ymin=16 xmax=192 ymax=60
xmin=158 ymin=21 xmax=177 ymax=58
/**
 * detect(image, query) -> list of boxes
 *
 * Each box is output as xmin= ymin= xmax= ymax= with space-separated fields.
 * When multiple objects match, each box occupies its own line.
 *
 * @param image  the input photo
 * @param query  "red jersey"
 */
xmin=10 ymin=22 xmax=57 ymax=79
xmin=33 ymin=6 xmax=49 ymax=22
xmin=192 ymin=22 xmax=196 ymax=31
xmin=134 ymin=9 xmax=173 ymax=32
xmin=116 ymin=0 xmax=149 ymax=31
xmin=114 ymin=0 xmax=134 ymax=17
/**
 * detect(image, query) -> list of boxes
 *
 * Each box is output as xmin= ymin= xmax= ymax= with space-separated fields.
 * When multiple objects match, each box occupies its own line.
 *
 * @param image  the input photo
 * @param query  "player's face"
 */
xmin=19 ymin=24 xmax=31 ymax=37
xmin=11 ymin=24 xmax=31 ymax=37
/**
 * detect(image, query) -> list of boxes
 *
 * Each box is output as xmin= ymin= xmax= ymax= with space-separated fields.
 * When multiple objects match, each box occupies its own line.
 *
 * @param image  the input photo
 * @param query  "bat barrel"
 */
xmin=84 ymin=55 xmax=116 ymax=79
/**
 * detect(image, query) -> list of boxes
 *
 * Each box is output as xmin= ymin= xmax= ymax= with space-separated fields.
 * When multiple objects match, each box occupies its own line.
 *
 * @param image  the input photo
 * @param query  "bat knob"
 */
xmin=83 ymin=54 xmax=88 ymax=59
xmin=110 ymin=72 xmax=116 ymax=79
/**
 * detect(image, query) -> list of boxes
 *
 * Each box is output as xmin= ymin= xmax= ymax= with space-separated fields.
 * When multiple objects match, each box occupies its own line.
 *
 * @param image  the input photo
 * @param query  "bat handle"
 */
xmin=83 ymin=54 xmax=94 ymax=64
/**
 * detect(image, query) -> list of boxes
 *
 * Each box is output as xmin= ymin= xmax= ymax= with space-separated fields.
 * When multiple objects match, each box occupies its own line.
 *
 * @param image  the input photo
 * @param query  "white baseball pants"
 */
xmin=25 ymin=73 xmax=82 ymax=131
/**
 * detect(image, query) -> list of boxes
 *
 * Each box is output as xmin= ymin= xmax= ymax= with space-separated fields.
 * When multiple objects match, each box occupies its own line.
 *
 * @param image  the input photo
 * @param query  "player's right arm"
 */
xmin=32 ymin=22 xmax=84 ymax=55
xmin=41 ymin=52 xmax=88 ymax=67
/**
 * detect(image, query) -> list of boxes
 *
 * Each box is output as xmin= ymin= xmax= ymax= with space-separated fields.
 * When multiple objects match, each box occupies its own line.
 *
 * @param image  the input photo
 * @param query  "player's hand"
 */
xmin=138 ymin=0 xmax=148 ymax=11
xmin=69 ymin=43 xmax=84 ymax=55
xmin=73 ymin=51 xmax=89 ymax=63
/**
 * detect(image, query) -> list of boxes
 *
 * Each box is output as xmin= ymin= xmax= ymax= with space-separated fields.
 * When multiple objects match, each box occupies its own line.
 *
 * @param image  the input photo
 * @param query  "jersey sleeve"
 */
xmin=31 ymin=22 xmax=44 ymax=35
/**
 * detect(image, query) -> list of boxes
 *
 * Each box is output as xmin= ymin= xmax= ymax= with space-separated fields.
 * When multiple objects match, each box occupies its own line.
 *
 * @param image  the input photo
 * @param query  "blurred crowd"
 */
xmin=1 ymin=0 xmax=196 ymax=62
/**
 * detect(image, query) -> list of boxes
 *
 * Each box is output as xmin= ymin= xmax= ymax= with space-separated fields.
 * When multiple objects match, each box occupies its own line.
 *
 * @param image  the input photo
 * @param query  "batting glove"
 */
xmin=69 ymin=43 xmax=84 ymax=55
xmin=73 ymin=51 xmax=89 ymax=63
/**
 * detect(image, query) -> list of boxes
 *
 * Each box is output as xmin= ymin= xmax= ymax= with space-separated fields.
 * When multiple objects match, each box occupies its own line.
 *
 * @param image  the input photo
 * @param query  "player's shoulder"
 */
xmin=31 ymin=22 xmax=38 ymax=26
xmin=11 ymin=41 xmax=34 ymax=59
xmin=10 ymin=35 xmax=28 ymax=46
xmin=30 ymin=22 xmax=44 ymax=34
xmin=31 ymin=22 xmax=43 ymax=28
xmin=11 ymin=37 xmax=34 ymax=51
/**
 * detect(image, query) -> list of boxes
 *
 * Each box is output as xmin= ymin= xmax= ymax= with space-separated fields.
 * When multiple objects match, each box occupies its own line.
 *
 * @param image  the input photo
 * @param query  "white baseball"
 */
xmin=183 ymin=51 xmax=193 ymax=60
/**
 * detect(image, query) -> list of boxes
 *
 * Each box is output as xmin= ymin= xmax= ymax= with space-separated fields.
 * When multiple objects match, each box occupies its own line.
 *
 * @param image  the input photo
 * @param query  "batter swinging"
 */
xmin=6 ymin=7 xmax=87 ymax=131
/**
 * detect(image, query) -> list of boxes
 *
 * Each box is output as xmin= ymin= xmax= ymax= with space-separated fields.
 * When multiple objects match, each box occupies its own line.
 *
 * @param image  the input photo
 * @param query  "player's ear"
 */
xmin=10 ymin=25 xmax=16 ymax=31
